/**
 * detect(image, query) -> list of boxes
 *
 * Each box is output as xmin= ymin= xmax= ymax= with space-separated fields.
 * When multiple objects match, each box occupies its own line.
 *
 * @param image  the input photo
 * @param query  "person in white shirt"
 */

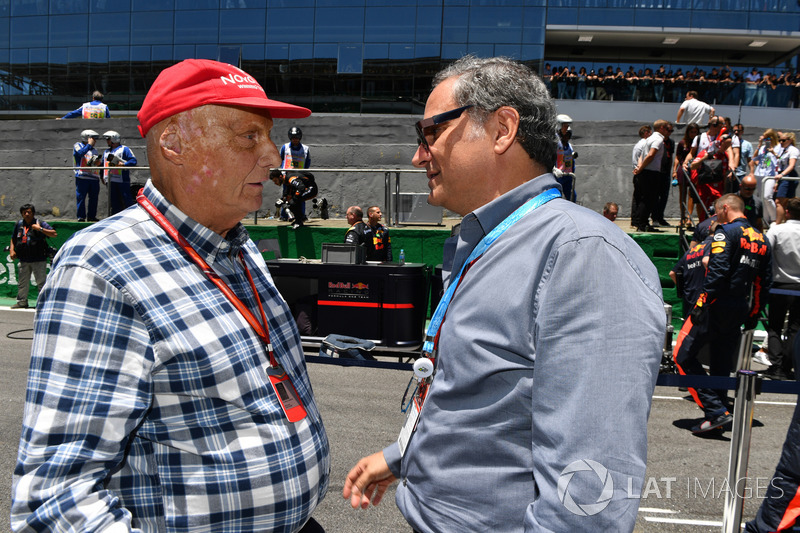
xmin=774 ymin=132 xmax=799 ymax=224
xmin=751 ymin=129 xmax=780 ymax=225
xmin=676 ymin=91 xmax=715 ymax=126
xmin=763 ymin=197 xmax=800 ymax=380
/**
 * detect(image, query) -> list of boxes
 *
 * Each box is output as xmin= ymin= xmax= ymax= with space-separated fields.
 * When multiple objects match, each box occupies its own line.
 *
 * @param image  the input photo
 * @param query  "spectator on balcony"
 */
xmin=654 ymin=65 xmax=667 ymax=102
xmin=565 ymin=66 xmax=578 ymax=99
xmin=586 ymin=69 xmax=598 ymax=100
xmin=744 ymin=67 xmax=761 ymax=106
xmin=670 ymin=68 xmax=686 ymax=103
xmin=576 ymin=67 xmax=588 ymax=100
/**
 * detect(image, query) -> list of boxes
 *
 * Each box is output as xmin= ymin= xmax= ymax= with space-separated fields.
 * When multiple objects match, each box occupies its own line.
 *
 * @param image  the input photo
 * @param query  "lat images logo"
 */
xmin=557 ymin=459 xmax=614 ymax=516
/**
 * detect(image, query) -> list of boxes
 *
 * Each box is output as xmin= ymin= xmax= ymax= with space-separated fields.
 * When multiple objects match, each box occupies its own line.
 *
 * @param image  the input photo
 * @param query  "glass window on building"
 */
xmin=338 ymin=44 xmax=363 ymax=74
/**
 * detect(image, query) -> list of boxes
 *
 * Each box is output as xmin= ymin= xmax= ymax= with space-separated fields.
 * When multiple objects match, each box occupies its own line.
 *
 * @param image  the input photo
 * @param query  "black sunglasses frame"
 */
xmin=415 ymin=104 xmax=474 ymax=151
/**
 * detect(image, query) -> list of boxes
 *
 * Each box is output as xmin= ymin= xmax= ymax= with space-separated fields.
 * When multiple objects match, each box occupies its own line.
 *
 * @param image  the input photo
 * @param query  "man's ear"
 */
xmin=158 ymin=121 xmax=183 ymax=162
xmin=493 ymin=106 xmax=520 ymax=155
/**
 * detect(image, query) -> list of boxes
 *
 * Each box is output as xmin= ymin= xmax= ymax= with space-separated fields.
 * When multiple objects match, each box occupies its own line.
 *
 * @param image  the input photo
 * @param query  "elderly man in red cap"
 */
xmin=12 ymin=60 xmax=330 ymax=533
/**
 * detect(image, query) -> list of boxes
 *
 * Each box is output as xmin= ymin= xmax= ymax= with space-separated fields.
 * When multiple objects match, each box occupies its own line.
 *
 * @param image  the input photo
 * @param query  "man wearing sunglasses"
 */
xmin=344 ymin=55 xmax=664 ymax=532
xmin=737 ymin=173 xmax=764 ymax=231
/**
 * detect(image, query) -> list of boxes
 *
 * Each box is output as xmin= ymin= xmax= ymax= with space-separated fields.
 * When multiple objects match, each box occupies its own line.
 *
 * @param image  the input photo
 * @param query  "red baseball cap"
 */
xmin=137 ymin=59 xmax=311 ymax=137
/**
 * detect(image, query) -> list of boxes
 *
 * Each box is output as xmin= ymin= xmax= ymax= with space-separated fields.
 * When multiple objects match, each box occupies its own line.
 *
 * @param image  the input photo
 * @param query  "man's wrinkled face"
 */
xmin=178 ymin=105 xmax=281 ymax=231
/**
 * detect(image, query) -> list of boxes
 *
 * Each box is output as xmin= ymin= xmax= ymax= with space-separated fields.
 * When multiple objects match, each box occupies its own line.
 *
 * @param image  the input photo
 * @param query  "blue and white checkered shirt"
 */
xmin=12 ymin=180 xmax=330 ymax=532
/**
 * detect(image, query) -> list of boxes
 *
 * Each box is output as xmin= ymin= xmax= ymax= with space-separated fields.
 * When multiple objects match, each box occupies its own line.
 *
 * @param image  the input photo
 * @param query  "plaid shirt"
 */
xmin=12 ymin=181 xmax=330 ymax=532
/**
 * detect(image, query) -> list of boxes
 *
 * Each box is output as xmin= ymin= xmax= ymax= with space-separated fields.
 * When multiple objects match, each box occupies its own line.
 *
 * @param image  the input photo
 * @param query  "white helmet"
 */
xmin=556 ymin=114 xmax=573 ymax=124
xmin=103 ymin=130 xmax=120 ymax=143
xmin=81 ymin=129 xmax=100 ymax=142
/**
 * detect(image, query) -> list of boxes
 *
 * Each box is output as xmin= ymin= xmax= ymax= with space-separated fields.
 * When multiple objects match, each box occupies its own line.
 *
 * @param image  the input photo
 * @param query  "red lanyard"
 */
xmin=136 ymin=192 xmax=278 ymax=368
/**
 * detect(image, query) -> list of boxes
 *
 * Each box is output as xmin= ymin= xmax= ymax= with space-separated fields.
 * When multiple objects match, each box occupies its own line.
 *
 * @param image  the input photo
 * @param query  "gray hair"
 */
xmin=432 ymin=55 xmax=557 ymax=169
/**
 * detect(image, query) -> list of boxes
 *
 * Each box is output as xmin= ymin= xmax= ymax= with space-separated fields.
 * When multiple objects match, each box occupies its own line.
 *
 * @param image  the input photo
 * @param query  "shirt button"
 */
xmin=403 ymin=478 xmax=408 ymax=487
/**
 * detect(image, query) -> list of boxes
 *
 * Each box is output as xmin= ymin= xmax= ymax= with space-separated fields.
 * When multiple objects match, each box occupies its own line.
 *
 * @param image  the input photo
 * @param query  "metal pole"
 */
xmin=394 ymin=172 xmax=401 ymax=227
xmin=721 ymin=370 xmax=759 ymax=533
xmin=384 ymin=171 xmax=392 ymax=227
xmin=735 ymin=327 xmax=755 ymax=372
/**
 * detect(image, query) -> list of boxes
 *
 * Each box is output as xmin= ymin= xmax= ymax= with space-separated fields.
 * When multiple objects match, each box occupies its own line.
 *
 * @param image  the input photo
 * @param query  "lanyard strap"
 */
xmin=422 ymin=187 xmax=561 ymax=356
xmin=136 ymin=192 xmax=278 ymax=367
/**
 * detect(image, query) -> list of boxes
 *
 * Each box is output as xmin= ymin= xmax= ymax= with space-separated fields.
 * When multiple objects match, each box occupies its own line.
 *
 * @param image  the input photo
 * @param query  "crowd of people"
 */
xmin=542 ymin=63 xmax=799 ymax=107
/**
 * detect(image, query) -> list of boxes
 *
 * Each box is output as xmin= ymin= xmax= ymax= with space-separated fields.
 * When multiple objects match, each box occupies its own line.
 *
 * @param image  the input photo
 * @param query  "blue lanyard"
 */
xmin=422 ymin=187 xmax=561 ymax=355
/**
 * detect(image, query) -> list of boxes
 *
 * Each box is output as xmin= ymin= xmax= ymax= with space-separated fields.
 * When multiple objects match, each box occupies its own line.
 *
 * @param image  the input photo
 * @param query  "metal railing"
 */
xmin=0 ymin=166 xmax=431 ymax=225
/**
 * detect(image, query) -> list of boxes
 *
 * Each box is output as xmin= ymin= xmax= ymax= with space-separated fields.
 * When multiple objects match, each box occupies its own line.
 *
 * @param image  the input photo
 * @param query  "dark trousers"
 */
xmin=654 ymin=171 xmax=671 ymax=222
xmin=110 ymin=180 xmax=135 ymax=215
xmin=745 ymin=394 xmax=800 ymax=532
xmin=633 ymin=170 xmax=660 ymax=229
xmin=673 ymin=305 xmax=745 ymax=417
xmin=767 ymin=286 xmax=800 ymax=375
xmin=76 ymin=177 xmax=100 ymax=220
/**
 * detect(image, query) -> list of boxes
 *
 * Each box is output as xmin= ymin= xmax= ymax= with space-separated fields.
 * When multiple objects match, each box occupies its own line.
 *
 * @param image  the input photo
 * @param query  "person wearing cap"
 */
xmin=278 ymin=127 xmax=312 ymax=221
xmin=554 ymin=113 xmax=577 ymax=202
xmin=9 ymin=203 xmax=57 ymax=309
xmin=343 ymin=56 xmax=663 ymax=532
xmin=72 ymin=128 xmax=104 ymax=222
xmin=102 ymin=130 xmax=138 ymax=215
xmin=281 ymin=126 xmax=311 ymax=170
xmin=12 ymin=59 xmax=330 ymax=533
xmin=58 ymin=90 xmax=111 ymax=119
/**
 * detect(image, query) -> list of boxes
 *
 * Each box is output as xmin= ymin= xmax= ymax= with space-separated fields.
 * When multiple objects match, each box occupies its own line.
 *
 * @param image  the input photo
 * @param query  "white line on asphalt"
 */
xmin=644 ymin=516 xmax=722 ymax=526
xmin=653 ymin=395 xmax=795 ymax=406
xmin=638 ymin=507 xmax=679 ymax=514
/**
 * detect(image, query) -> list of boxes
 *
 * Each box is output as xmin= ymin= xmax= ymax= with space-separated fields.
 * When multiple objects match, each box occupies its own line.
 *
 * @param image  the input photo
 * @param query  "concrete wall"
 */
xmin=1 ymin=102 xmax=797 ymax=221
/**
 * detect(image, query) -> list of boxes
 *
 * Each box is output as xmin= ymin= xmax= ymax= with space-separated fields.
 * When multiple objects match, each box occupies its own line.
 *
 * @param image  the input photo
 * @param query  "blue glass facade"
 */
xmin=0 ymin=0 xmax=797 ymax=113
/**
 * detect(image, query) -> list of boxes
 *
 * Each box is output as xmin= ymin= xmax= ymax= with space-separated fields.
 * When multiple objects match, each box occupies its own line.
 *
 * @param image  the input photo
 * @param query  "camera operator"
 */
xmin=270 ymin=169 xmax=317 ymax=229
xmin=9 ymin=204 xmax=57 ymax=309
xmin=72 ymin=129 xmax=104 ymax=222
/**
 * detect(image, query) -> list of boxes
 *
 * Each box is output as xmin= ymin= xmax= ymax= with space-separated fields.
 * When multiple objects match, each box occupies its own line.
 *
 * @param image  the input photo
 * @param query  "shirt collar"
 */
xmin=141 ymin=179 xmax=250 ymax=266
xmin=468 ymin=173 xmax=562 ymax=237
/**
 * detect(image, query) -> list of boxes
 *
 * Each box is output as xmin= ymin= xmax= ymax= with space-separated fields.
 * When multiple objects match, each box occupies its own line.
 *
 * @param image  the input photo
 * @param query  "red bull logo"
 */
xmin=740 ymin=227 xmax=764 ymax=243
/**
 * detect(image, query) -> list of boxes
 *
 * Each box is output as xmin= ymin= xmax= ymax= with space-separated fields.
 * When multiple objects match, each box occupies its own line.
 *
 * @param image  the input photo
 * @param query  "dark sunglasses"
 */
xmin=415 ymin=105 xmax=474 ymax=151
xmin=741 ymin=186 xmax=756 ymax=190
xmin=780 ymin=138 xmax=790 ymax=142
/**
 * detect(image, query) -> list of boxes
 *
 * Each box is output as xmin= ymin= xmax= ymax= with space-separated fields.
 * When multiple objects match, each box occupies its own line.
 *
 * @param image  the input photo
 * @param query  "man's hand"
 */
xmin=343 ymin=451 xmax=396 ymax=510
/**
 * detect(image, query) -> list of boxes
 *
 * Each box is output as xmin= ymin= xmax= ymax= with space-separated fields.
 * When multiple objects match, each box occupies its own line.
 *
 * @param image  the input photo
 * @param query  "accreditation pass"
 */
xmin=398 ymin=395 xmax=423 ymax=457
